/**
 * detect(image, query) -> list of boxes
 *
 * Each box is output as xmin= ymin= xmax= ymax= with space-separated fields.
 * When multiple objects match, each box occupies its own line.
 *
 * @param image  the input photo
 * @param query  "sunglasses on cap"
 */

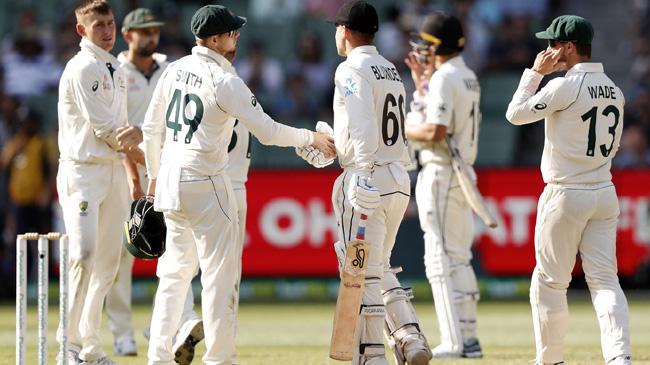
xmin=221 ymin=29 xmax=239 ymax=38
xmin=408 ymin=33 xmax=434 ymax=63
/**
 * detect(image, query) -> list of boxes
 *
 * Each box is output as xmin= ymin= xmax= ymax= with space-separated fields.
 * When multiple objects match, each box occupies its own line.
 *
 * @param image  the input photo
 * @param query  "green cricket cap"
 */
xmin=190 ymin=5 xmax=246 ymax=39
xmin=535 ymin=15 xmax=594 ymax=45
xmin=122 ymin=8 xmax=164 ymax=32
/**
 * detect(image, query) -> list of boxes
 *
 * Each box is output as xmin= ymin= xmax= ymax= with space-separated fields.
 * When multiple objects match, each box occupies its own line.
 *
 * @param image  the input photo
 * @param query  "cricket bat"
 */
xmin=446 ymin=136 xmax=498 ymax=228
xmin=330 ymin=213 xmax=370 ymax=361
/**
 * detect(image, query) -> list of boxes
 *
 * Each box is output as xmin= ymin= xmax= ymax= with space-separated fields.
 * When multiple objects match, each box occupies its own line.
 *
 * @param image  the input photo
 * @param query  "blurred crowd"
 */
xmin=614 ymin=0 xmax=650 ymax=168
xmin=0 ymin=0 xmax=649 ymax=295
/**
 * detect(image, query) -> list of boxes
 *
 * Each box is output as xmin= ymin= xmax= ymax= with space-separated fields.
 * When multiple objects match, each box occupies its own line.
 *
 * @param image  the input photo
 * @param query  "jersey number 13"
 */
xmin=581 ymin=105 xmax=620 ymax=158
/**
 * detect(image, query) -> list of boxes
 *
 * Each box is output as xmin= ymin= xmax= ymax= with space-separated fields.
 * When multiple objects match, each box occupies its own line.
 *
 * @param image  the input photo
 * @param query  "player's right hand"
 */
xmin=117 ymin=126 xmax=143 ymax=150
xmin=347 ymin=172 xmax=381 ymax=216
xmin=405 ymin=52 xmax=435 ymax=96
xmin=531 ymin=47 xmax=565 ymax=75
xmin=310 ymin=131 xmax=336 ymax=159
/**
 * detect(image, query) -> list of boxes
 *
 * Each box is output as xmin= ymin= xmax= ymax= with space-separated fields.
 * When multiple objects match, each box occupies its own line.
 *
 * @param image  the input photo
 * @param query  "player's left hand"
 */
xmin=124 ymin=146 xmax=145 ymax=165
xmin=117 ymin=126 xmax=143 ymax=149
xmin=347 ymin=172 xmax=381 ymax=216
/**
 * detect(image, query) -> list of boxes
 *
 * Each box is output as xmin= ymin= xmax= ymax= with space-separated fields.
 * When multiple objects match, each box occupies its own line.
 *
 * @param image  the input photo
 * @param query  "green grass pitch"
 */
xmin=2 ymin=298 xmax=649 ymax=364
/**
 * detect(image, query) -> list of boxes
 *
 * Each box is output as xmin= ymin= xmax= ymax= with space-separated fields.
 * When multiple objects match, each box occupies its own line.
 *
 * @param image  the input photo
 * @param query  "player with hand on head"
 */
xmin=57 ymin=1 xmax=136 ymax=364
xmin=306 ymin=1 xmax=432 ymax=364
xmin=506 ymin=15 xmax=631 ymax=365
xmin=141 ymin=5 xmax=334 ymax=364
xmin=403 ymin=12 xmax=483 ymax=359
xmin=103 ymin=8 xmax=167 ymax=357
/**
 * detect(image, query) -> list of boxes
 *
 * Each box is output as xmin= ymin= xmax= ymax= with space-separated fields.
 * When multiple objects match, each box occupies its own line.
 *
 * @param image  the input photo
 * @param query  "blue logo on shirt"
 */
xmin=343 ymin=77 xmax=358 ymax=97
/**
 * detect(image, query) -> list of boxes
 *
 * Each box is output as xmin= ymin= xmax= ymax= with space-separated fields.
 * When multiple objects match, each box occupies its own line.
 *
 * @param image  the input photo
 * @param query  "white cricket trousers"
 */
xmin=148 ymin=173 xmax=239 ymax=365
xmin=531 ymin=182 xmax=631 ymax=364
xmin=106 ymin=166 xmax=148 ymax=341
xmin=105 ymin=246 xmax=135 ymax=341
xmin=179 ymin=187 xmax=247 ymax=364
xmin=415 ymin=162 xmax=478 ymax=350
xmin=56 ymin=161 xmax=129 ymax=361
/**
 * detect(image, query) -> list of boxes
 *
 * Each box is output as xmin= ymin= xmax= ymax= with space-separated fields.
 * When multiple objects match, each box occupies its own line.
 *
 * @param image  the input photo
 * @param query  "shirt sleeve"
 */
xmin=142 ymin=68 xmax=169 ymax=179
xmin=505 ymin=68 xmax=574 ymax=125
xmin=335 ymin=65 xmax=377 ymax=172
xmin=425 ymin=72 xmax=453 ymax=127
xmin=71 ymin=63 xmax=121 ymax=150
xmin=217 ymin=75 xmax=312 ymax=147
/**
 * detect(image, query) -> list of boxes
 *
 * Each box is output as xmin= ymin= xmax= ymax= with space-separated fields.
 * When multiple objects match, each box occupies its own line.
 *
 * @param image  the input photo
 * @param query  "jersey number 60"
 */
xmin=382 ymin=93 xmax=406 ymax=146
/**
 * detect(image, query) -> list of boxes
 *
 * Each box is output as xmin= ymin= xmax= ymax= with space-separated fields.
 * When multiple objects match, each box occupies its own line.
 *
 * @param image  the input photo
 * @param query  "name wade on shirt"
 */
xmin=587 ymin=85 xmax=616 ymax=100
xmin=371 ymin=65 xmax=402 ymax=82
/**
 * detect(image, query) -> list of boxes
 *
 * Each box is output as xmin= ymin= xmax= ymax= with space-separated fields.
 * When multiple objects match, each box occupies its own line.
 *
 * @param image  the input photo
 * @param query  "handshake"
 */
xmin=295 ymin=122 xmax=380 ymax=216
xmin=295 ymin=121 xmax=337 ymax=168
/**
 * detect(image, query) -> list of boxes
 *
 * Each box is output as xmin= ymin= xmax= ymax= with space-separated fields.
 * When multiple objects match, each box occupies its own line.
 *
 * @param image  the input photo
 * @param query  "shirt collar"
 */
xmin=80 ymin=37 xmax=117 ymax=64
xmin=566 ymin=62 xmax=604 ymax=76
xmin=347 ymin=45 xmax=378 ymax=58
xmin=439 ymin=55 xmax=465 ymax=71
xmin=117 ymin=52 xmax=165 ymax=75
xmin=192 ymin=46 xmax=235 ymax=73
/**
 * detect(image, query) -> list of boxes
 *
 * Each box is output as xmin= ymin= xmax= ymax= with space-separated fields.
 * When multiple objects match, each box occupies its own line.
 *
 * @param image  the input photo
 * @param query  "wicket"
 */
xmin=16 ymin=232 xmax=69 ymax=365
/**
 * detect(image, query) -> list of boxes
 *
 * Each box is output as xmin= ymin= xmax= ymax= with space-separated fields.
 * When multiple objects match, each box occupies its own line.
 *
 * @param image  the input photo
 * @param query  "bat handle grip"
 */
xmin=355 ymin=214 xmax=368 ymax=240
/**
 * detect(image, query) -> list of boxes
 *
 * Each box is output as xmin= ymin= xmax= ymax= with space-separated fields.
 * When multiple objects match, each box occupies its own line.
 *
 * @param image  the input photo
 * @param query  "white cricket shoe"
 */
xmin=462 ymin=337 xmax=483 ymax=358
xmin=113 ymin=336 xmax=137 ymax=356
xmin=430 ymin=343 xmax=462 ymax=358
xmin=79 ymin=357 xmax=121 ymax=365
xmin=173 ymin=318 xmax=204 ymax=365
xmin=56 ymin=348 xmax=81 ymax=365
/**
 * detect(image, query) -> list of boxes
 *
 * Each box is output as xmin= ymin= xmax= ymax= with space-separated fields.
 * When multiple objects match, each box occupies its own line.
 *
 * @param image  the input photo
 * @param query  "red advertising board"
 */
xmin=133 ymin=169 xmax=650 ymax=277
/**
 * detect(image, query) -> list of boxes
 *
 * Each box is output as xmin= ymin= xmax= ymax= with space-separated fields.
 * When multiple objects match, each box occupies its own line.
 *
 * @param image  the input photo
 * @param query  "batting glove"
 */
xmin=295 ymin=146 xmax=334 ymax=168
xmin=315 ymin=121 xmax=334 ymax=136
xmin=347 ymin=172 xmax=381 ymax=216
xmin=296 ymin=121 xmax=336 ymax=168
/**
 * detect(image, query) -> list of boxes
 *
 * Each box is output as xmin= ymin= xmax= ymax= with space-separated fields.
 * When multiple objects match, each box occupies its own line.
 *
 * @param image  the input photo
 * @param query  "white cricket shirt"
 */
xmin=58 ymin=38 xmax=128 ymax=163
xmin=506 ymin=63 xmax=624 ymax=184
xmin=142 ymin=46 xmax=312 ymax=179
xmin=419 ymin=55 xmax=481 ymax=166
xmin=117 ymin=52 xmax=168 ymax=128
xmin=333 ymin=45 xmax=410 ymax=172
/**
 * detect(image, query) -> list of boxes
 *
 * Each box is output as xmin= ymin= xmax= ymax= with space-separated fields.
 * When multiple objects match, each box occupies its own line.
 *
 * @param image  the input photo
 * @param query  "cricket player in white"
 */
xmin=506 ymin=15 xmax=631 ymax=365
xmin=104 ymin=8 xmax=167 ymax=357
xmin=403 ymin=12 xmax=482 ymax=359
xmin=141 ymin=5 xmax=334 ymax=364
xmin=306 ymin=2 xmax=431 ymax=364
xmin=57 ymin=1 xmax=141 ymax=364
xmin=171 ymin=120 xmax=251 ymax=365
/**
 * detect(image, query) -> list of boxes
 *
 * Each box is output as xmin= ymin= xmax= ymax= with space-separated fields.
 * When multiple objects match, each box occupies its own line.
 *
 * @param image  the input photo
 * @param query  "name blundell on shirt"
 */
xmin=176 ymin=69 xmax=203 ymax=88
xmin=370 ymin=65 xmax=402 ymax=82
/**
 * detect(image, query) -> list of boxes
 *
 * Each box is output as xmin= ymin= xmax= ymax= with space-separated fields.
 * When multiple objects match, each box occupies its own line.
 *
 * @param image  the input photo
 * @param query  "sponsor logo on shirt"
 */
xmin=534 ymin=103 xmax=547 ymax=110
xmin=91 ymin=81 xmax=99 ymax=92
xmin=251 ymin=95 xmax=258 ymax=107
xmin=79 ymin=201 xmax=88 ymax=216
xmin=343 ymin=77 xmax=358 ymax=97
